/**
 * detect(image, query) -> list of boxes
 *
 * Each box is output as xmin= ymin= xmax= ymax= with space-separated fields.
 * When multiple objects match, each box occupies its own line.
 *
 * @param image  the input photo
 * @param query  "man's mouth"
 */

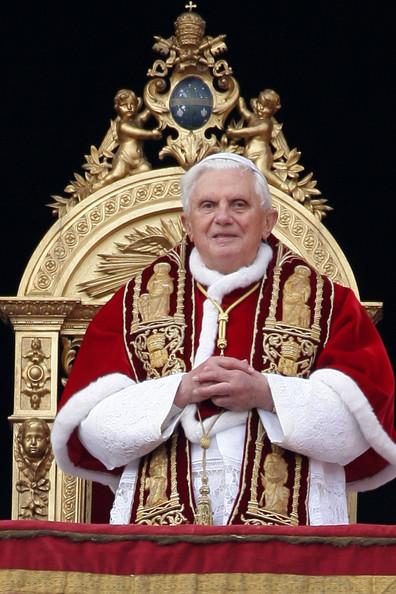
xmin=212 ymin=233 xmax=237 ymax=239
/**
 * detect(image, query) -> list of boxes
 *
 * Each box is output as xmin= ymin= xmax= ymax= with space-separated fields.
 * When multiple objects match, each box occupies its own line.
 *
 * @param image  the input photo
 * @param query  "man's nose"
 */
xmin=214 ymin=205 xmax=232 ymax=224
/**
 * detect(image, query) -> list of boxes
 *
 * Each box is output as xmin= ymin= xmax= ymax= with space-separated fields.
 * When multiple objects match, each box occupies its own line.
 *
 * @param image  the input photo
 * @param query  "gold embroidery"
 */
xmin=266 ymin=243 xmax=287 ymax=328
xmin=281 ymin=265 xmax=311 ymax=328
xmin=250 ymin=277 xmax=266 ymax=367
xmin=228 ymin=411 xmax=254 ymax=524
xmin=249 ymin=416 xmax=265 ymax=507
xmin=263 ymin=333 xmax=316 ymax=378
xmin=146 ymin=332 xmax=169 ymax=368
xmin=145 ymin=445 xmax=168 ymax=507
xmin=290 ymin=454 xmax=303 ymax=525
xmin=133 ymin=325 xmax=186 ymax=378
xmin=128 ymin=242 xmax=188 ymax=379
xmin=242 ymin=421 xmax=303 ymax=526
xmin=136 ymin=434 xmax=187 ymax=525
xmin=278 ymin=337 xmax=302 ymax=376
xmin=259 ymin=446 xmax=290 ymax=515
xmin=138 ymin=262 xmax=174 ymax=321
xmin=262 ymin=244 xmax=325 ymax=378
xmin=311 ymin=272 xmax=324 ymax=340
xmin=130 ymin=241 xmax=186 ymax=334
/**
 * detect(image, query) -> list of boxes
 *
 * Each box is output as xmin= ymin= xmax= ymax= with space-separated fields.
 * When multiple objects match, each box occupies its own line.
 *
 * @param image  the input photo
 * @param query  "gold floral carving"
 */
xmin=60 ymin=336 xmax=83 ymax=386
xmin=276 ymin=204 xmax=343 ymax=284
xmin=14 ymin=419 xmax=53 ymax=519
xmin=226 ymin=87 xmax=330 ymax=219
xmin=45 ymin=4 xmax=331 ymax=224
xmin=49 ymin=8 xmax=239 ymax=215
xmin=21 ymin=338 xmax=51 ymax=410
xmin=51 ymin=91 xmax=162 ymax=210
xmin=0 ymin=300 xmax=79 ymax=323
xmin=60 ymin=473 xmax=91 ymax=523
xmin=143 ymin=8 xmax=239 ymax=168
xmin=32 ymin=178 xmax=182 ymax=295
xmin=62 ymin=474 xmax=78 ymax=521
xmin=79 ymin=218 xmax=184 ymax=299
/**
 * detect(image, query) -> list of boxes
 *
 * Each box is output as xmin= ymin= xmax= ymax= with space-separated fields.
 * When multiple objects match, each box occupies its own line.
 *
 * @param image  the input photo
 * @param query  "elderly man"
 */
xmin=52 ymin=153 xmax=396 ymax=526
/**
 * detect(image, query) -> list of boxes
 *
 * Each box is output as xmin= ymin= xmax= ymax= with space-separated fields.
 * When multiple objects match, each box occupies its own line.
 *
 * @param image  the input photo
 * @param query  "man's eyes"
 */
xmin=198 ymin=200 xmax=248 ymax=209
xmin=232 ymin=200 xmax=248 ymax=208
xmin=200 ymin=201 xmax=215 ymax=209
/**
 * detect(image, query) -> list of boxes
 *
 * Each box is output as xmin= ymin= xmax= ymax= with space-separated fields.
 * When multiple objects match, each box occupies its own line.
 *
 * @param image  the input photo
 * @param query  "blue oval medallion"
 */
xmin=170 ymin=76 xmax=213 ymax=130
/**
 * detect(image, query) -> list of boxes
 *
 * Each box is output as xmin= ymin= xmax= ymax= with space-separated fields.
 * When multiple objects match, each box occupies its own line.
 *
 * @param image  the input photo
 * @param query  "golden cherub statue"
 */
xmin=227 ymin=89 xmax=289 ymax=192
xmin=92 ymin=89 xmax=161 ymax=191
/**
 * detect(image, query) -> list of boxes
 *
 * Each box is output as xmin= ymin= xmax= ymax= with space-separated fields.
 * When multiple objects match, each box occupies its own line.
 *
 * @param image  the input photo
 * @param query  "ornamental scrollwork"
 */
xmin=21 ymin=338 xmax=51 ymax=410
xmin=61 ymin=336 xmax=83 ymax=386
xmin=48 ymin=5 xmax=331 ymax=221
xmin=78 ymin=217 xmax=184 ymax=299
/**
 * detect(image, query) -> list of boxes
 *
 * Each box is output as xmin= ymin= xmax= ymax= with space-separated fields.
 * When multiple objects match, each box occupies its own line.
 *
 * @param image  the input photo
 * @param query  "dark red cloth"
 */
xmin=2 ymin=520 xmax=396 ymax=576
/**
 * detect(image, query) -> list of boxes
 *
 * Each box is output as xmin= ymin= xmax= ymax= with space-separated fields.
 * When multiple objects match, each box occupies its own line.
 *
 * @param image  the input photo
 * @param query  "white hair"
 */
xmin=180 ymin=153 xmax=273 ymax=212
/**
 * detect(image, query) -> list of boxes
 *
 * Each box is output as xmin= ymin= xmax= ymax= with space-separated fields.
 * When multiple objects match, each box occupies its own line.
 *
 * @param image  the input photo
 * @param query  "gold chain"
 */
xmin=195 ymin=408 xmax=224 ymax=525
xmin=196 ymin=281 xmax=260 ymax=355
xmin=194 ymin=281 xmax=259 ymax=524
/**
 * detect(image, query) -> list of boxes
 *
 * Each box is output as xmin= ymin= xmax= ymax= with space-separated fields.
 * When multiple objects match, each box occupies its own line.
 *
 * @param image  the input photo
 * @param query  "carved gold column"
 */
xmin=57 ymin=302 xmax=102 ymax=522
xmin=0 ymin=298 xmax=92 ymax=522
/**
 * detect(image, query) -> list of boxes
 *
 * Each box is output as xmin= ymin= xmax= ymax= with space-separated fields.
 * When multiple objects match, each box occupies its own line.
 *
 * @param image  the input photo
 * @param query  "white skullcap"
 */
xmin=198 ymin=152 xmax=266 ymax=181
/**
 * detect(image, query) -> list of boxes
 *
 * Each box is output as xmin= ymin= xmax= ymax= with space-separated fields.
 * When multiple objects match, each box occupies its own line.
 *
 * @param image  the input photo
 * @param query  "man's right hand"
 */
xmin=174 ymin=357 xmax=272 ymax=410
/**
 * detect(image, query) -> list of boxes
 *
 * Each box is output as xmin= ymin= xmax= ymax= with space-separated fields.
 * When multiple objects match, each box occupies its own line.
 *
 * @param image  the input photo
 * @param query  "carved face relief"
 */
xmin=20 ymin=419 xmax=50 ymax=460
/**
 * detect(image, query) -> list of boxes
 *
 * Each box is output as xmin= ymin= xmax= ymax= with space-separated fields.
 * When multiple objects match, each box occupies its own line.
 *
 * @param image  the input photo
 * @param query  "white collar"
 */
xmin=189 ymin=242 xmax=273 ymax=303
xmin=189 ymin=242 xmax=273 ymax=367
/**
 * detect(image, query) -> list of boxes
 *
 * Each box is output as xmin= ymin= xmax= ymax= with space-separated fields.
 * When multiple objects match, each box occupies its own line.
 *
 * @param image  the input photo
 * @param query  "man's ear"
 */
xmin=262 ymin=208 xmax=278 ymax=240
xmin=181 ymin=212 xmax=193 ymax=241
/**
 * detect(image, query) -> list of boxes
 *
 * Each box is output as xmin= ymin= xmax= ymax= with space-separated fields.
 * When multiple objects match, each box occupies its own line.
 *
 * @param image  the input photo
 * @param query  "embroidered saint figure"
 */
xmin=259 ymin=449 xmax=290 ymax=515
xmin=282 ymin=265 xmax=311 ymax=328
xmin=139 ymin=263 xmax=174 ymax=321
xmin=144 ymin=445 xmax=168 ymax=507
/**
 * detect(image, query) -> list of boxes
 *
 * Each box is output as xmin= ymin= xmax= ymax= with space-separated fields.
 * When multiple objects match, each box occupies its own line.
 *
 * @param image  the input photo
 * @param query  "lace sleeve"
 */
xmin=262 ymin=369 xmax=368 ymax=464
xmin=79 ymin=374 xmax=183 ymax=470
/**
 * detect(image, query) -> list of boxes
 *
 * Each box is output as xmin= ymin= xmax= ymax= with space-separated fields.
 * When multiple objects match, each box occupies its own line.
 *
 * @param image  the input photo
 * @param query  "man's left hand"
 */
xmin=192 ymin=356 xmax=274 ymax=412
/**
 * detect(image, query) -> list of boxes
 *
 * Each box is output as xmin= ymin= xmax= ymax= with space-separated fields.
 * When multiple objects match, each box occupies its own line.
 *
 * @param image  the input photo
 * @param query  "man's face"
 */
xmin=182 ymin=168 xmax=278 ymax=274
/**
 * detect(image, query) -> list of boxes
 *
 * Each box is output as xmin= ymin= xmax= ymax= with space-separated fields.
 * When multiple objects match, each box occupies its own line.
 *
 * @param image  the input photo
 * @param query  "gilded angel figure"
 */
xmin=92 ymin=89 xmax=161 ymax=191
xmin=227 ymin=89 xmax=289 ymax=192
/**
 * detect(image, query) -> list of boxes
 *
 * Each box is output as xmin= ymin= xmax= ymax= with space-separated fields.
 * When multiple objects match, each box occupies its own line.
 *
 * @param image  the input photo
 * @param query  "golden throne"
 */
xmin=0 ymin=6 xmax=380 ymax=523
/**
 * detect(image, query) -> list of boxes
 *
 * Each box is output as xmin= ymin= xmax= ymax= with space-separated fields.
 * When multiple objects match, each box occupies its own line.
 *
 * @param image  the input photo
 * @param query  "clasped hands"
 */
xmin=174 ymin=356 xmax=274 ymax=412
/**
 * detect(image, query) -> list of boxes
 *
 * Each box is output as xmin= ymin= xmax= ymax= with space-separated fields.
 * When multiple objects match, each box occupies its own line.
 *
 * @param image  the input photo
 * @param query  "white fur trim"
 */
xmin=312 ymin=368 xmax=396 ymax=491
xmin=190 ymin=242 xmax=272 ymax=367
xmin=182 ymin=242 xmax=273 ymax=436
xmin=51 ymin=373 xmax=134 ymax=490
